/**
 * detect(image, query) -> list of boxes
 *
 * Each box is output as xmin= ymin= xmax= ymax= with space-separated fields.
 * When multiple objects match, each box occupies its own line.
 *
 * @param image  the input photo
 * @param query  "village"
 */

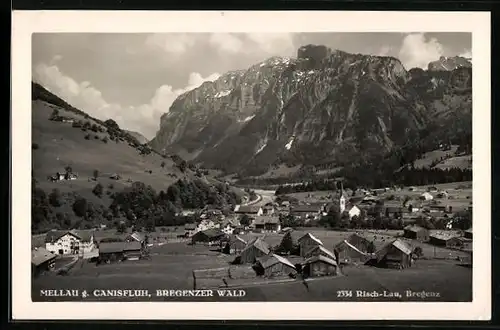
xmin=31 ymin=181 xmax=473 ymax=301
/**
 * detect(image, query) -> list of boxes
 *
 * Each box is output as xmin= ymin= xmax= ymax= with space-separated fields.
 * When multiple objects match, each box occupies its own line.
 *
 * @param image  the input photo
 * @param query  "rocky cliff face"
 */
xmin=150 ymin=45 xmax=472 ymax=176
xmin=428 ymin=56 xmax=472 ymax=71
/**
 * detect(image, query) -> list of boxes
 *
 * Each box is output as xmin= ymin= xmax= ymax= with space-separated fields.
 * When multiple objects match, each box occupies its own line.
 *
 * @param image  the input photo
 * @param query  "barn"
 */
xmin=302 ymin=255 xmax=338 ymax=278
xmin=253 ymin=254 xmax=297 ymax=278
xmin=191 ymin=228 xmax=225 ymax=246
xmin=429 ymin=232 xmax=463 ymax=248
xmin=334 ymin=233 xmax=375 ymax=264
xmin=98 ymin=242 xmax=126 ymax=263
xmin=123 ymin=241 xmax=142 ymax=260
xmin=464 ymin=228 xmax=473 ymax=239
xmin=368 ymin=239 xmax=413 ymax=269
xmin=223 ymin=235 xmax=247 ymax=254
xmin=298 ymin=232 xmax=323 ymax=257
xmin=237 ymin=237 xmax=270 ymax=264
xmin=31 ymin=247 xmax=57 ymax=277
xmin=303 ymin=244 xmax=337 ymax=261
xmin=403 ymin=225 xmax=430 ymax=242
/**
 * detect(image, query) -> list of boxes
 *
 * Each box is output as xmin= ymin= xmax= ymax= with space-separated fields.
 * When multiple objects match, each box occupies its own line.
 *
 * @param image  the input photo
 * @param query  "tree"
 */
xmin=239 ymin=214 xmax=252 ymax=226
xmin=92 ymin=183 xmax=104 ymax=198
xmin=279 ymin=232 xmax=294 ymax=254
xmin=412 ymin=246 xmax=424 ymax=259
xmin=48 ymin=188 xmax=63 ymax=207
xmin=93 ymin=169 xmax=99 ymax=180
xmin=161 ymin=161 xmax=166 ymax=168
xmin=116 ymin=222 xmax=127 ymax=233
xmin=72 ymin=197 xmax=88 ymax=217
xmin=104 ymin=119 xmax=120 ymax=130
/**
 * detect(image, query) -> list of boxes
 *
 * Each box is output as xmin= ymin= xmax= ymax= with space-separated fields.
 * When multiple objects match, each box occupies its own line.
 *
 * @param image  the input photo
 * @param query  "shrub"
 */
xmin=48 ymin=188 xmax=63 ymax=207
xmin=72 ymin=197 xmax=88 ymax=217
xmin=84 ymin=134 xmax=91 ymax=140
xmin=102 ymin=137 xmax=108 ymax=144
xmin=92 ymin=183 xmax=104 ymax=198
xmin=94 ymin=135 xmax=99 ymax=139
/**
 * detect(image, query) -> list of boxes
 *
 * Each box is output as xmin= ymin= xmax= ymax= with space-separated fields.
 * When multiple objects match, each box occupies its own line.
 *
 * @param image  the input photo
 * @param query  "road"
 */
xmin=250 ymin=189 xmax=276 ymax=206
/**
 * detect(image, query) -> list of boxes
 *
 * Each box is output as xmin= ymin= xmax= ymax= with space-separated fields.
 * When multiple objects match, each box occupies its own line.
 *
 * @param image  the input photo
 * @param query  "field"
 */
xmin=32 ymin=228 xmax=472 ymax=302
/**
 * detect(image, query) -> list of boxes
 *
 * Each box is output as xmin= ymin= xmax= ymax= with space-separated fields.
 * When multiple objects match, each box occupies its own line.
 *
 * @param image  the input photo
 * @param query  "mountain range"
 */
xmin=149 ymin=45 xmax=472 ymax=178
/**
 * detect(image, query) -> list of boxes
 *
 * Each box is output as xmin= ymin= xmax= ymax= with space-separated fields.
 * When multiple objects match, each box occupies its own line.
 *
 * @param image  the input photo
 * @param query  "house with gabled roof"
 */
xmin=403 ymin=225 xmax=430 ymax=242
xmin=45 ymin=229 xmax=95 ymax=255
xmin=234 ymin=205 xmax=263 ymax=216
xmin=32 ymin=247 xmax=57 ymax=277
xmin=367 ymin=239 xmax=413 ymax=269
xmin=253 ymin=253 xmax=297 ymax=278
xmin=303 ymin=244 xmax=337 ymax=261
xmin=298 ymin=232 xmax=323 ymax=257
xmin=302 ymin=255 xmax=338 ymax=277
xmin=237 ymin=237 xmax=271 ymax=264
xmin=223 ymin=235 xmax=247 ymax=254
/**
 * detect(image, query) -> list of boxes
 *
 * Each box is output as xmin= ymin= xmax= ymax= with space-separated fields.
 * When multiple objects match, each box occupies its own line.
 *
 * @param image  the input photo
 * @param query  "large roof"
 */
xmin=123 ymin=241 xmax=142 ymax=251
xmin=375 ymin=239 xmax=412 ymax=260
xmin=243 ymin=237 xmax=270 ymax=255
xmin=303 ymin=254 xmax=338 ymax=267
xmin=128 ymin=231 xmax=145 ymax=242
xmin=99 ymin=242 xmax=126 ymax=254
xmin=304 ymin=245 xmax=336 ymax=260
xmin=291 ymin=204 xmax=323 ymax=213
xmin=298 ymin=232 xmax=323 ymax=245
xmin=253 ymin=216 xmax=280 ymax=225
xmin=44 ymin=229 xmax=94 ymax=243
xmin=32 ymin=247 xmax=56 ymax=266
xmin=235 ymin=205 xmax=261 ymax=214
xmin=198 ymin=228 xmax=225 ymax=238
xmin=256 ymin=253 xmax=296 ymax=269
xmin=404 ymin=225 xmax=428 ymax=233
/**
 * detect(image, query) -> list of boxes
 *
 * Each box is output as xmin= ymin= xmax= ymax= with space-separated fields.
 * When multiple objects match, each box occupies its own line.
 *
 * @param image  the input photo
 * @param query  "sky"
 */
xmin=32 ymin=32 xmax=471 ymax=140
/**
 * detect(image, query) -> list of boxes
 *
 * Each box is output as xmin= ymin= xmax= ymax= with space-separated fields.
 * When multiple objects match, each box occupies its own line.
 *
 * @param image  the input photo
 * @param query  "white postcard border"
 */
xmin=11 ymin=10 xmax=491 ymax=320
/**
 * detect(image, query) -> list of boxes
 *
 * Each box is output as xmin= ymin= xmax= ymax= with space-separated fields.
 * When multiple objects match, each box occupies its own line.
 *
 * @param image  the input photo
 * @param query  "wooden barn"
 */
xmin=298 ymin=232 xmax=323 ymax=257
xmin=334 ymin=233 xmax=375 ymax=264
xmin=302 ymin=255 xmax=338 ymax=278
xmin=191 ymin=228 xmax=225 ymax=246
xmin=429 ymin=232 xmax=463 ymax=248
xmin=98 ymin=242 xmax=126 ymax=263
xmin=253 ymin=253 xmax=297 ymax=278
xmin=403 ymin=225 xmax=430 ymax=242
xmin=223 ymin=235 xmax=247 ymax=254
xmin=237 ymin=237 xmax=270 ymax=264
xmin=303 ymin=244 xmax=337 ymax=261
xmin=368 ymin=239 xmax=413 ymax=269
xmin=123 ymin=241 xmax=142 ymax=260
xmin=31 ymin=247 xmax=56 ymax=277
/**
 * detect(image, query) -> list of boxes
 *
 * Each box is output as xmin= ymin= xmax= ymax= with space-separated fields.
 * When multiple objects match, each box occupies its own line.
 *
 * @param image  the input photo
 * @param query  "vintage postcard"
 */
xmin=12 ymin=10 xmax=490 ymax=320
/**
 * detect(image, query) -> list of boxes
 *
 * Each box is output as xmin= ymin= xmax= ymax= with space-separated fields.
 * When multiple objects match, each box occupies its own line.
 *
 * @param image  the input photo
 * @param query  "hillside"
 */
xmin=31 ymin=82 xmax=245 ymax=233
xmin=150 ymin=45 xmax=472 ymax=180
xmin=125 ymin=130 xmax=149 ymax=145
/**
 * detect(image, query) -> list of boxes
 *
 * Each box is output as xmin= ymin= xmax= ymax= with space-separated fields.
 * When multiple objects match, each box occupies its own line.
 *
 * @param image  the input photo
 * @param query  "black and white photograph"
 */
xmin=12 ymin=11 xmax=491 ymax=320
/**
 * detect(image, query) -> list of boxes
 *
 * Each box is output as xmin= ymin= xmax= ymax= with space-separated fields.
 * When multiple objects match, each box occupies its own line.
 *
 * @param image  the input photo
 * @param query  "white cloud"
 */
xmin=33 ymin=62 xmax=220 ymax=139
xmin=377 ymin=46 xmax=392 ymax=56
xmin=398 ymin=33 xmax=444 ymax=69
xmin=145 ymin=33 xmax=197 ymax=56
xmin=246 ymin=33 xmax=295 ymax=56
xmin=209 ymin=33 xmax=244 ymax=54
xmin=459 ymin=49 xmax=472 ymax=59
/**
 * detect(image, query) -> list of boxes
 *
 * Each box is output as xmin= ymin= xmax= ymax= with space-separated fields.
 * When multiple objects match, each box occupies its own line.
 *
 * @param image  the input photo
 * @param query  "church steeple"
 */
xmin=335 ymin=180 xmax=346 ymax=214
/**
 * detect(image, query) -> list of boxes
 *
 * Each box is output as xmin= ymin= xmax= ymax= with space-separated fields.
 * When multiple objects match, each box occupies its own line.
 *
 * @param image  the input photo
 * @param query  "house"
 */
xmin=191 ymin=228 xmax=225 ymax=246
xmin=427 ymin=186 xmax=438 ymax=192
xmin=201 ymin=208 xmax=224 ymax=220
xmin=436 ymin=191 xmax=449 ymax=199
xmin=32 ymin=247 xmax=56 ymax=277
xmin=303 ymin=244 xmax=337 ymax=261
xmin=184 ymin=223 xmax=198 ymax=237
xmin=223 ymin=235 xmax=247 ymax=254
xmin=429 ymin=232 xmax=463 ymax=248
xmin=234 ymin=205 xmax=263 ymax=216
xmin=281 ymin=201 xmax=290 ymax=207
xmin=252 ymin=216 xmax=281 ymax=233
xmin=261 ymin=205 xmax=276 ymax=216
xmin=368 ymin=239 xmax=413 ymax=269
xmin=291 ymin=204 xmax=323 ymax=221
xmin=126 ymin=231 xmax=146 ymax=247
xmin=237 ymin=237 xmax=271 ymax=264
xmin=302 ymin=255 xmax=338 ymax=278
xmin=45 ymin=229 xmax=95 ymax=255
xmin=385 ymin=206 xmax=403 ymax=219
xmin=345 ymin=204 xmax=361 ymax=219
xmin=403 ymin=225 xmax=430 ymax=242
xmin=109 ymin=173 xmax=121 ymax=180
xmin=298 ymin=232 xmax=323 ymax=257
xmin=253 ymin=254 xmax=297 ymax=278
xmin=123 ymin=241 xmax=142 ymax=260
xmin=334 ymin=233 xmax=374 ymax=264
xmin=420 ymin=192 xmax=434 ymax=201
xmin=197 ymin=219 xmax=216 ymax=232
xmin=98 ymin=242 xmax=127 ymax=263
xmin=464 ymin=228 xmax=473 ymax=239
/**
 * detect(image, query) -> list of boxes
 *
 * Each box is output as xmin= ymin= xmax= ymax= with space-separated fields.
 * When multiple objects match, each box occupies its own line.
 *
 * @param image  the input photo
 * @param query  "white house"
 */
xmin=45 ymin=230 xmax=95 ymax=256
xmin=197 ymin=219 xmax=216 ymax=232
xmin=345 ymin=205 xmax=361 ymax=219
xmin=420 ymin=192 xmax=434 ymax=201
